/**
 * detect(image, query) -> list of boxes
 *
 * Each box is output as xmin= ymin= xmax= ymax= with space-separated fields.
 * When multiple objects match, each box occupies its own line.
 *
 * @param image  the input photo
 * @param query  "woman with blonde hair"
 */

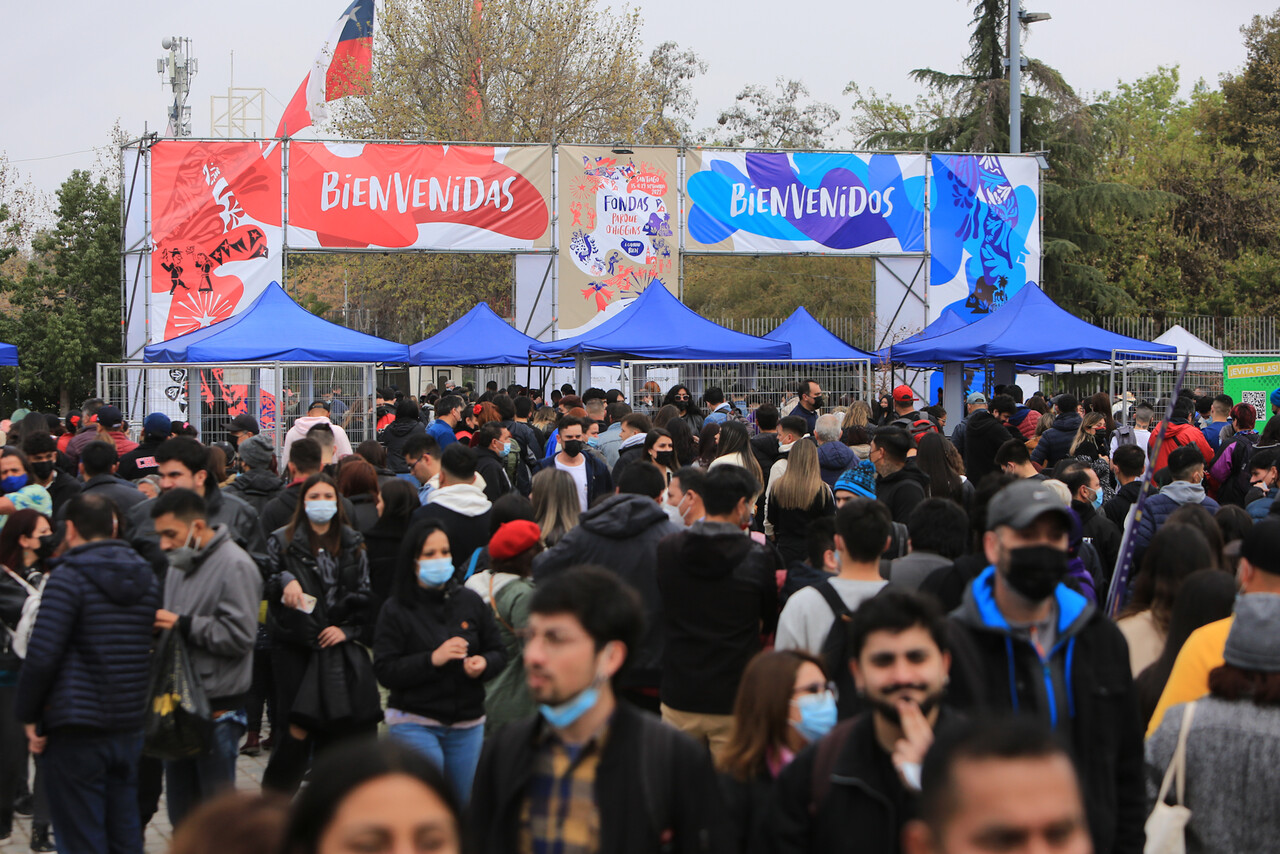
xmin=840 ymin=400 xmax=873 ymax=445
xmin=765 ymin=439 xmax=835 ymax=562
xmin=1026 ymin=411 xmax=1056 ymax=453
xmin=530 ymin=467 xmax=580 ymax=547
xmin=1069 ymin=411 xmax=1109 ymax=459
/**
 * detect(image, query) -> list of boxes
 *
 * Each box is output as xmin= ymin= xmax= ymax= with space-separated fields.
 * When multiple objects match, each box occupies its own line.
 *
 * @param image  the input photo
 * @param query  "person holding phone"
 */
xmin=262 ymin=473 xmax=374 ymax=795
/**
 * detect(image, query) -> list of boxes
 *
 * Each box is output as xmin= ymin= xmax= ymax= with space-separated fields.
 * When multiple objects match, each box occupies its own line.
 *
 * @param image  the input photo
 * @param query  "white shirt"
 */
xmin=1111 ymin=427 xmax=1152 ymax=458
xmin=775 ymin=577 xmax=888 ymax=654
xmin=557 ymin=455 xmax=590 ymax=511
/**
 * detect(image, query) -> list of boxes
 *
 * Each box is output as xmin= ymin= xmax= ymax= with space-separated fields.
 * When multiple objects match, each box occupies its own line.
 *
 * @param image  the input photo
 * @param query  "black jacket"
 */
xmin=963 ymin=409 xmax=1019 ymax=484
xmin=373 ymin=582 xmax=505 ymax=724
xmin=474 ymin=447 xmax=514 ymax=503
xmin=1030 ymin=412 xmax=1083 ymax=468
xmin=224 ymin=469 xmax=285 ymax=514
xmin=657 ymin=521 xmax=780 ymax=714
xmin=346 ymin=493 xmax=380 ymax=534
xmin=15 ymin=540 xmax=160 ymax=732
xmin=469 ymin=702 xmax=730 ymax=854
xmin=750 ymin=433 xmax=783 ymax=479
xmin=611 ymin=443 xmax=648 ymax=483
xmin=875 ymin=462 xmax=929 ymax=524
xmin=533 ymin=494 xmax=682 ymax=690
xmin=1102 ymin=480 xmax=1142 ymax=528
xmin=770 ymin=710 xmax=963 ymax=854
xmin=117 ymin=438 xmax=166 ymax=482
xmin=363 ymin=520 xmax=405 ymax=609
xmin=76 ymin=473 xmax=146 ymax=517
xmin=42 ymin=470 xmax=82 ymax=518
xmin=945 ymin=568 xmax=1145 ymax=854
xmin=131 ymin=485 xmax=267 ymax=577
xmin=409 ymin=504 xmax=493 ymax=575
xmin=1072 ymin=500 xmax=1122 ymax=584
xmin=767 ymin=489 xmax=835 ymax=564
xmin=260 ymin=481 xmax=357 ymax=539
xmin=264 ymin=525 xmax=373 ymax=649
xmin=379 ymin=418 xmax=427 ymax=474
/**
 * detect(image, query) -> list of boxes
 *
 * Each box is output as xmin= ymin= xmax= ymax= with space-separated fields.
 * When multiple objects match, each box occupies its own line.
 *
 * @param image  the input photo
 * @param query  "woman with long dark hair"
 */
xmin=335 ymin=457 xmax=380 ymax=534
xmin=364 ymin=477 xmax=419 ymax=608
xmin=696 ymin=422 xmax=721 ymax=468
xmin=379 ymin=399 xmax=428 ymax=473
xmin=662 ymin=384 xmax=705 ymax=434
xmin=262 ymin=473 xmax=375 ymax=795
xmin=374 ymin=520 xmax=505 ymax=804
xmin=710 ymin=421 xmax=765 ymax=487
xmin=280 ymin=739 xmax=463 ymax=854
xmin=666 ymin=417 xmax=698 ymax=470
xmin=719 ymin=650 xmax=834 ymax=854
xmin=914 ymin=432 xmax=970 ymax=508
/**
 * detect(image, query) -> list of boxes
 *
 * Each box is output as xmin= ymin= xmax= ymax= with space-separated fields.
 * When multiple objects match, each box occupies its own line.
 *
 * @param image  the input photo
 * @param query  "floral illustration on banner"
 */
xmin=569 ymin=155 xmax=673 ymax=316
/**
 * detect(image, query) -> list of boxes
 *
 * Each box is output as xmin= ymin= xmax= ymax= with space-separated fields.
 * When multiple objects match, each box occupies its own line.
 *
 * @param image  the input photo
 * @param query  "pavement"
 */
xmin=1 ymin=743 xmax=270 ymax=854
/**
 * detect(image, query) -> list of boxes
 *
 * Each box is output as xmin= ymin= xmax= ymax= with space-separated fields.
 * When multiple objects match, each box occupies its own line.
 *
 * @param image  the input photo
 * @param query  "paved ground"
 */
xmin=1 ymin=745 xmax=270 ymax=854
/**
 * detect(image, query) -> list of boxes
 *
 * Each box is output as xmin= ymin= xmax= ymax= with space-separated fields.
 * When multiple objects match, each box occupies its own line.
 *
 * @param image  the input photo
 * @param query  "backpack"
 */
xmin=1114 ymin=424 xmax=1137 ymax=448
xmin=3 ymin=568 xmax=41 ymax=660
xmin=814 ymin=580 xmax=864 ymax=721
xmin=1214 ymin=432 xmax=1260 ymax=508
xmin=891 ymin=414 xmax=939 ymax=443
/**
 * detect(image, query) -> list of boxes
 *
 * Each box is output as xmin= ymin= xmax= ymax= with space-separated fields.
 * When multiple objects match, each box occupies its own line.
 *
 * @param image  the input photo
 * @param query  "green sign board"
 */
xmin=1223 ymin=356 xmax=1280 ymax=429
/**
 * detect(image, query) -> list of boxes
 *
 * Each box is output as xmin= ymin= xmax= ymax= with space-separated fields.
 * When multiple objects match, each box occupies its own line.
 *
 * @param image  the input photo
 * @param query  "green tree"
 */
xmin=1207 ymin=10 xmax=1280 ymax=176
xmin=0 ymin=170 xmax=121 ymax=411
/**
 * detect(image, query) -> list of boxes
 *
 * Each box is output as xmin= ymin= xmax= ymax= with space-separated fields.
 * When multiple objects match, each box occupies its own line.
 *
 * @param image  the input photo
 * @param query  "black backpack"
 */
xmin=1214 ymin=432 xmax=1260 ymax=508
xmin=814 ymin=580 xmax=865 ymax=721
xmin=890 ymin=413 xmax=940 ymax=443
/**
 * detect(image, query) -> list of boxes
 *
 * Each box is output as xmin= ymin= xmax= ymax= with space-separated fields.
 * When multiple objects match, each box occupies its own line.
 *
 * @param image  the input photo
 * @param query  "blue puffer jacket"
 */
xmin=15 ymin=540 xmax=160 ymax=732
xmin=1030 ymin=412 xmax=1082 ymax=468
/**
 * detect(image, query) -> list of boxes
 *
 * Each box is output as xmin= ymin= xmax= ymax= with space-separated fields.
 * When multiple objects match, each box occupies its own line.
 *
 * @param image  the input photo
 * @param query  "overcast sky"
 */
xmin=2 ymin=0 xmax=1264 ymax=206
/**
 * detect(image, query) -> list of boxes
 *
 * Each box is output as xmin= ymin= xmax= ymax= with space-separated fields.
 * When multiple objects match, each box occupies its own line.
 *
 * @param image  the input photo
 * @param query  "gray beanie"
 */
xmin=1224 ymin=593 xmax=1280 ymax=673
xmin=238 ymin=434 xmax=275 ymax=470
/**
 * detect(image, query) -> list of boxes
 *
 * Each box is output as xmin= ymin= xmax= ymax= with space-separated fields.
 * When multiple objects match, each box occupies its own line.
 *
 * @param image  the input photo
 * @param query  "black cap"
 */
xmin=228 ymin=414 xmax=260 ymax=435
xmin=307 ymin=400 xmax=331 ymax=412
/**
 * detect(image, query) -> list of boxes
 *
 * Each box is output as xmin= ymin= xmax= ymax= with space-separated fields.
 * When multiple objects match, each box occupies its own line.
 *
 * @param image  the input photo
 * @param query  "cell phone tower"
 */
xmin=157 ymin=36 xmax=198 ymax=137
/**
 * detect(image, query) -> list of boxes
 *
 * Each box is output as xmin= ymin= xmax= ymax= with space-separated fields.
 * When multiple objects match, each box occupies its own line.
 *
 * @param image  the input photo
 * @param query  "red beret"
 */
xmin=489 ymin=520 xmax=542 ymax=561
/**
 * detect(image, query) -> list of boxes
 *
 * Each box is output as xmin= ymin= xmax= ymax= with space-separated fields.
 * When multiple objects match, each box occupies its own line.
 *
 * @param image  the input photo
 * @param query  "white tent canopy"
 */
xmin=1060 ymin=324 xmax=1224 ymax=374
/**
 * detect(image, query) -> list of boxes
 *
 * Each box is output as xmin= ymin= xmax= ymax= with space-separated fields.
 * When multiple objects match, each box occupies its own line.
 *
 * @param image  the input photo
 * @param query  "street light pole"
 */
xmin=1008 ymin=5 xmax=1051 ymax=155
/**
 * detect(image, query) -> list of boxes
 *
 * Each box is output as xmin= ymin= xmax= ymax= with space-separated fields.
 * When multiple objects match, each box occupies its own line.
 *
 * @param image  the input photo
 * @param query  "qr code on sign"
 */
xmin=1243 ymin=390 xmax=1267 ymax=415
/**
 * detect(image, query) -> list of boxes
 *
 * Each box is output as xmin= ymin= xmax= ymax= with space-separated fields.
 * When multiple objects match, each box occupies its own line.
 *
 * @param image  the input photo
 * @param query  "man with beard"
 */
xmin=945 ymin=479 xmax=1144 ymax=854
xmin=469 ymin=566 xmax=728 ymax=854
xmin=770 ymin=589 xmax=958 ymax=854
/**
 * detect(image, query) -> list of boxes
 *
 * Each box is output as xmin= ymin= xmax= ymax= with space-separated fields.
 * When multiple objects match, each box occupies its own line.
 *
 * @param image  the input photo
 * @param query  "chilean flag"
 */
xmin=275 ymin=0 xmax=375 ymax=137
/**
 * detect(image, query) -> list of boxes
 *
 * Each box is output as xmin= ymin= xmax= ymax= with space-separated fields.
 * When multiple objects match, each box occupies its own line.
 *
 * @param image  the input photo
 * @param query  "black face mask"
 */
xmin=30 ymin=461 xmax=55 ymax=481
xmin=675 ymin=399 xmax=689 ymax=411
xmin=812 ymin=395 xmax=825 ymax=409
xmin=563 ymin=440 xmax=583 ymax=458
xmin=36 ymin=533 xmax=58 ymax=560
xmin=1004 ymin=544 xmax=1069 ymax=602
xmin=654 ymin=450 xmax=676 ymax=468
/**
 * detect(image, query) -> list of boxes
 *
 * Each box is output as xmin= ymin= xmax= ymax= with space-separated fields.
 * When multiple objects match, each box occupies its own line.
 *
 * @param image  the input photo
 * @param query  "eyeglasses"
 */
xmin=793 ymin=680 xmax=839 ymax=701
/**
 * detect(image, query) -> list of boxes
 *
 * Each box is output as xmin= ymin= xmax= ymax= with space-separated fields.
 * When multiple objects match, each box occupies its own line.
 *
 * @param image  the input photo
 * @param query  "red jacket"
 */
xmin=1148 ymin=421 xmax=1213 ymax=473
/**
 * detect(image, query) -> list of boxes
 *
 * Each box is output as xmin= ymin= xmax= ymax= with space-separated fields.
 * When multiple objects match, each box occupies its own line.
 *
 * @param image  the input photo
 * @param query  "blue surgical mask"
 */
xmin=503 ymin=441 xmax=513 ymax=455
xmin=791 ymin=691 xmax=838 ymax=743
xmin=304 ymin=499 xmax=338 ymax=524
xmin=0 ymin=474 xmax=28 ymax=494
xmin=417 ymin=557 xmax=454 ymax=587
xmin=1091 ymin=486 xmax=1104 ymax=511
xmin=539 ymin=684 xmax=601 ymax=729
xmin=587 ymin=437 xmax=599 ymax=448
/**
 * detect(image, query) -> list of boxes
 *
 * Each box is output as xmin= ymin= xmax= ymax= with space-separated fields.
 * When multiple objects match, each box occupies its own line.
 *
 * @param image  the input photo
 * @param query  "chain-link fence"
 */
xmin=1109 ymin=351 xmax=1225 ymax=424
xmin=96 ymin=362 xmax=376 ymax=451
xmin=619 ymin=360 xmax=872 ymax=423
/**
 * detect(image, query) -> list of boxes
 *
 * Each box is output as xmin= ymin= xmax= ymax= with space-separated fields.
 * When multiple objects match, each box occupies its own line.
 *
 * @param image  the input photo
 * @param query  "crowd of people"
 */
xmin=0 ymin=376 xmax=1275 ymax=854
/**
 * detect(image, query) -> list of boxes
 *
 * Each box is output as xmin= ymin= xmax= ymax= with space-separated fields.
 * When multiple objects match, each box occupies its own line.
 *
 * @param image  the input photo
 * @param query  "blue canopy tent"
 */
xmin=0 ymin=342 xmax=17 ymax=367
xmin=766 ymin=307 xmax=875 ymax=361
xmin=874 ymin=309 xmax=968 ymax=366
xmin=887 ymin=285 xmax=1175 ymax=365
xmin=529 ymin=282 xmax=791 ymax=404
xmin=144 ymin=282 xmax=409 ymax=363
xmin=409 ymin=302 xmax=564 ymax=366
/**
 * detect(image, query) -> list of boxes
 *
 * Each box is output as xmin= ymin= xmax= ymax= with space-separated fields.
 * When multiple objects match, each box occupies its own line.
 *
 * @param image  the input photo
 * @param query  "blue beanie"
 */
xmin=1270 ymin=388 xmax=1280 ymax=410
xmin=834 ymin=459 xmax=877 ymax=499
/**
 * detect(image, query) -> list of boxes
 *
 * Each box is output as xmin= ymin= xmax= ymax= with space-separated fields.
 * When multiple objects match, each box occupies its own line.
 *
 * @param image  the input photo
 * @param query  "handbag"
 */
xmin=1144 ymin=700 xmax=1198 ymax=854
xmin=143 ymin=630 xmax=214 ymax=760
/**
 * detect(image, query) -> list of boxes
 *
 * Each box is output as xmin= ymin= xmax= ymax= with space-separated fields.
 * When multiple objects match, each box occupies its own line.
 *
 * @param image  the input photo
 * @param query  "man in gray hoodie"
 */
xmin=151 ymin=487 xmax=261 ymax=828
xmin=1132 ymin=444 xmax=1221 ymax=562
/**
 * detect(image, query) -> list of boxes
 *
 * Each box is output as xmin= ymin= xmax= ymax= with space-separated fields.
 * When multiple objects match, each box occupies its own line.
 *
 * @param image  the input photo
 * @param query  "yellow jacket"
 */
xmin=1146 ymin=616 xmax=1233 ymax=737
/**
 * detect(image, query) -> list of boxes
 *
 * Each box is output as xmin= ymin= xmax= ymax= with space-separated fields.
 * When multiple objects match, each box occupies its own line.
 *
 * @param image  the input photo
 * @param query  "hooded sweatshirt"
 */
xmin=533 ymin=494 xmax=681 ymax=688
xmin=282 ymin=414 xmax=353 ymax=466
xmin=163 ymin=526 xmax=261 ymax=707
xmin=16 ymin=540 xmax=160 ymax=731
xmin=656 ymin=520 xmax=780 ymax=713
xmin=410 ymin=483 xmax=493 ymax=573
xmin=1132 ymin=480 xmax=1220 ymax=555
xmin=380 ymin=417 xmax=428 ymax=473
xmin=875 ymin=461 xmax=930 ymax=524
xmin=948 ymin=566 xmax=1145 ymax=854
xmin=817 ymin=441 xmax=855 ymax=488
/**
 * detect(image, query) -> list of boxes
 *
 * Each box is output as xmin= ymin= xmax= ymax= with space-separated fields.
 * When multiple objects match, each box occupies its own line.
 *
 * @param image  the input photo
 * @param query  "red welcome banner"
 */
xmin=150 ymin=141 xmax=283 ymax=342
xmin=287 ymin=142 xmax=553 ymax=250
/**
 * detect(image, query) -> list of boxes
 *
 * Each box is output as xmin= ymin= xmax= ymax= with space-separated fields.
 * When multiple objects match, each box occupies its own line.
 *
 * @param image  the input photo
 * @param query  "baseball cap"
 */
xmin=237 ymin=434 xmax=275 ymax=469
xmin=892 ymin=385 xmax=915 ymax=403
xmin=143 ymin=412 xmax=172 ymax=437
xmin=229 ymin=413 xmax=260 ymax=435
xmin=1240 ymin=520 xmax=1280 ymax=576
xmin=308 ymin=400 xmax=331 ymax=412
xmin=97 ymin=405 xmax=124 ymax=429
xmin=966 ymin=392 xmax=988 ymax=405
xmin=986 ymin=480 xmax=1073 ymax=531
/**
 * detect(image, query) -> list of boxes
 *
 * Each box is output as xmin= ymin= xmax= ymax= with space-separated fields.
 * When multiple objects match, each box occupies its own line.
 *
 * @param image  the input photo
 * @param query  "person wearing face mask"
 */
xmin=373 ymin=520 xmax=505 ymax=805
xmin=944 ymin=478 xmax=1145 ymax=854
xmin=470 ymin=565 xmax=729 ymax=854
xmin=149 ymin=488 xmax=260 ymax=828
xmin=0 ymin=448 xmax=51 ymax=532
xmin=1245 ymin=447 xmax=1280 ymax=520
xmin=788 ymin=380 xmax=824 ymax=435
xmin=1057 ymin=461 xmax=1121 ymax=582
xmin=535 ymin=416 xmax=612 ymax=513
xmin=262 ymin=473 xmax=375 ymax=796
xmin=470 ymin=422 xmax=515 ymax=503
xmin=661 ymin=384 xmax=706 ymax=435
xmin=21 ymin=432 xmax=81 ymax=518
xmin=665 ymin=465 xmax=708 ymax=527
xmin=657 ymin=465 xmax=781 ymax=760
xmin=717 ymin=650 xmax=835 ymax=854
xmin=770 ymin=591 xmax=959 ymax=854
